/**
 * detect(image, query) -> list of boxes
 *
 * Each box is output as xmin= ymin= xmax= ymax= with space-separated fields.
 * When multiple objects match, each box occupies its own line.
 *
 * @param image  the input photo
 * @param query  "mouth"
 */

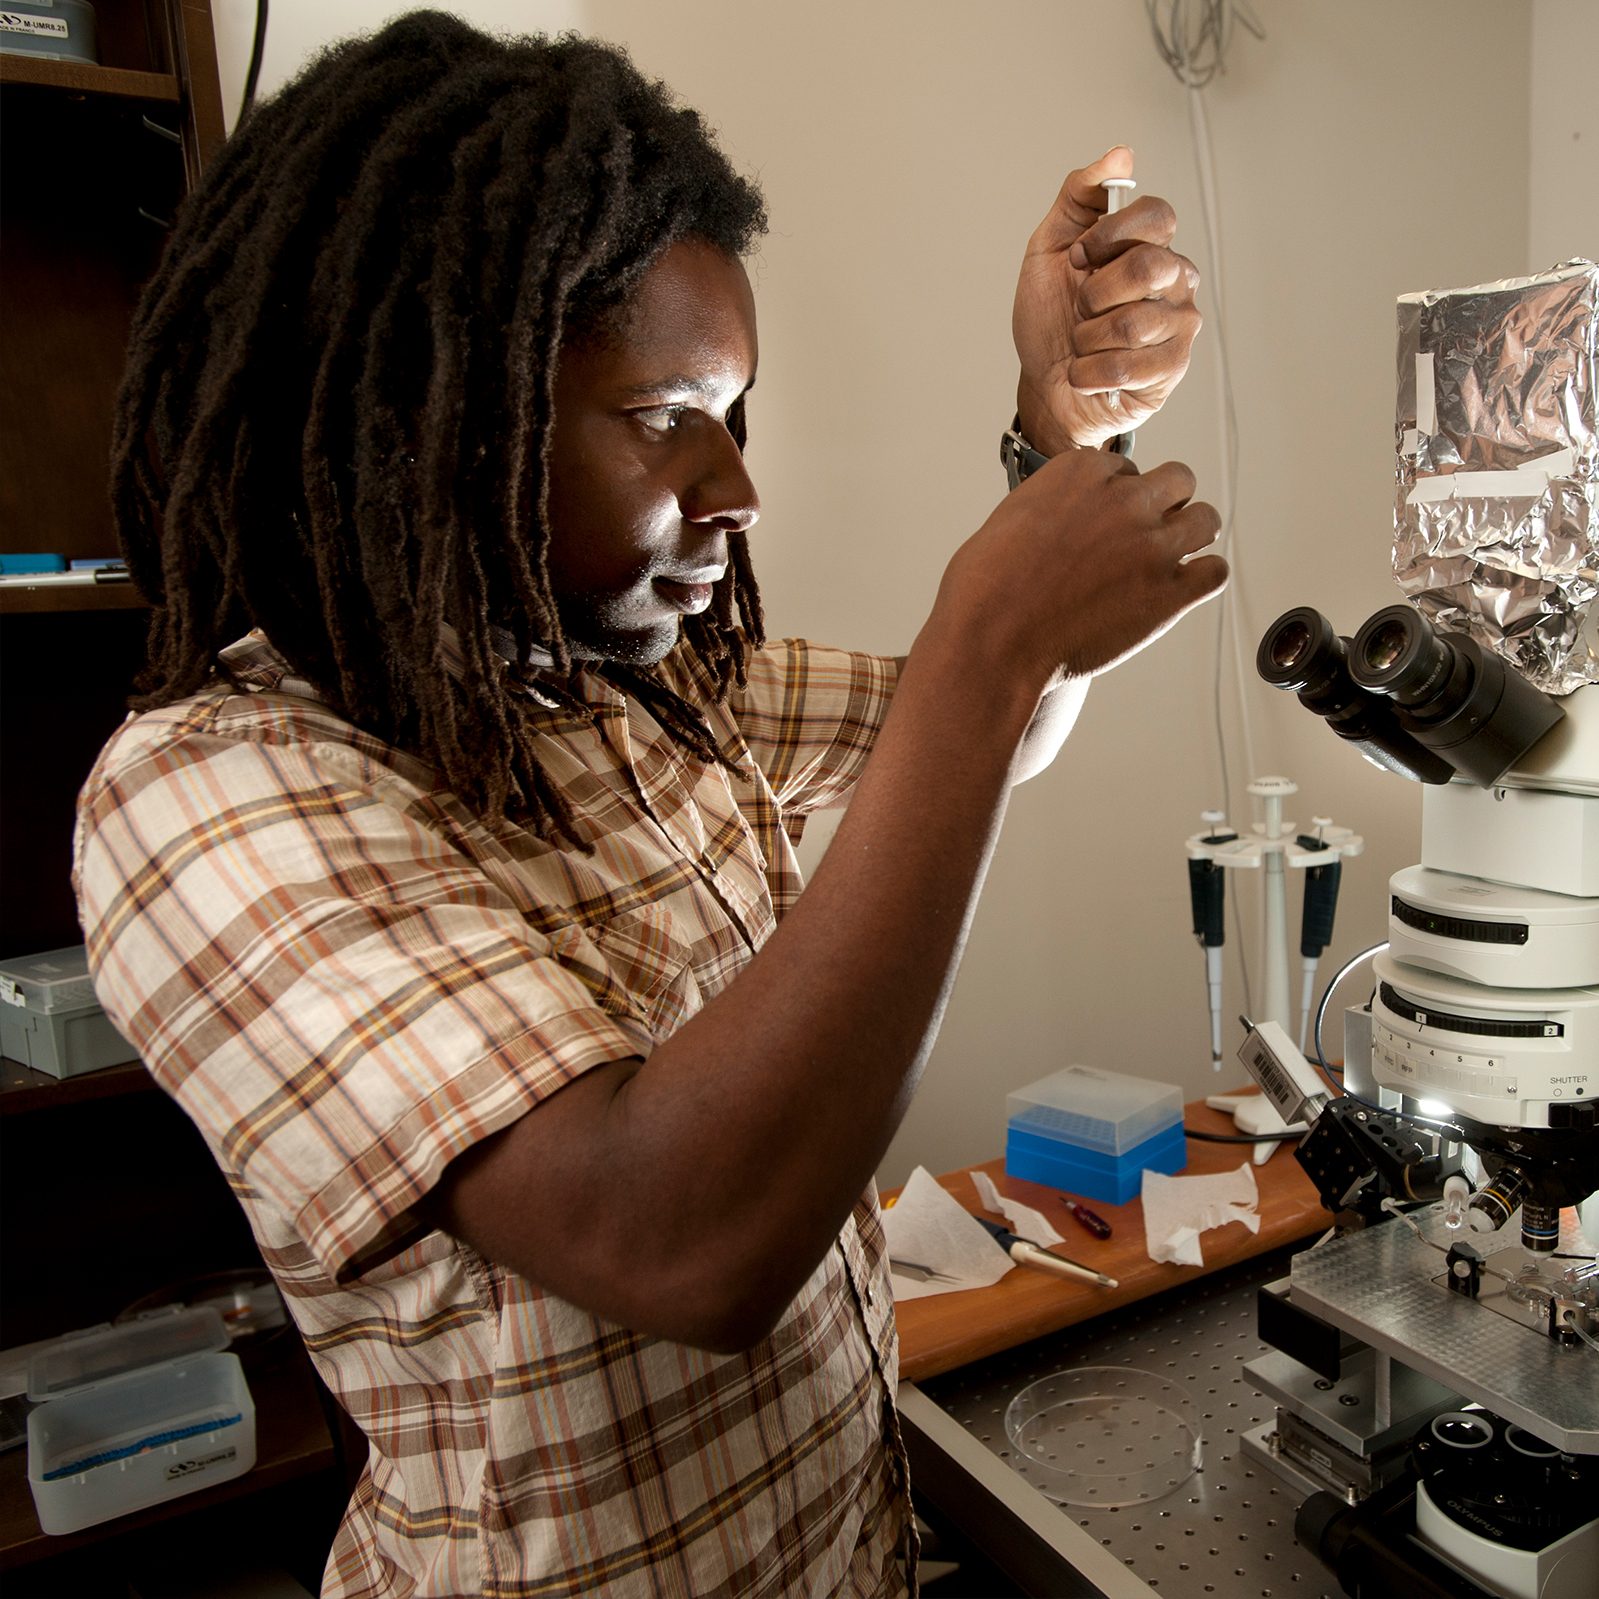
xmin=653 ymin=573 xmax=723 ymax=615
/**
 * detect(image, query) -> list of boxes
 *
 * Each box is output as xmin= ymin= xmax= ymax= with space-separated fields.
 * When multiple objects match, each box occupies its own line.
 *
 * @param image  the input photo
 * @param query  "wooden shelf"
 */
xmin=0 ymin=1055 xmax=159 ymax=1114
xmin=0 ymin=54 xmax=180 ymax=104
xmin=0 ymin=1340 xmax=338 ymax=1568
xmin=888 ymin=1092 xmax=1336 ymax=1384
xmin=0 ymin=582 xmax=149 ymax=615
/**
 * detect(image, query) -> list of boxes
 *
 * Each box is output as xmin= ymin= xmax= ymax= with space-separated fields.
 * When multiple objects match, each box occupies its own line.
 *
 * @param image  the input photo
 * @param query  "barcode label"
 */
xmin=1247 ymin=1040 xmax=1300 ymax=1116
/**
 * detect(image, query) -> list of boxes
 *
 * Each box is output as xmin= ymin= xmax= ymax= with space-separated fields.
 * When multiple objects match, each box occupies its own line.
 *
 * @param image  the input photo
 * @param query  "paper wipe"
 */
xmin=882 ymin=1167 xmax=1014 ymax=1300
xmin=1143 ymin=1163 xmax=1261 ymax=1267
xmin=969 ymin=1170 xmax=1065 ymax=1246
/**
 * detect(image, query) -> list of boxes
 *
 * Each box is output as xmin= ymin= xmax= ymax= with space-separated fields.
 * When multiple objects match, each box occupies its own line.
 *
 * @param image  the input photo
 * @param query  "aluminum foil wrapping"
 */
xmin=1394 ymin=259 xmax=1598 ymax=695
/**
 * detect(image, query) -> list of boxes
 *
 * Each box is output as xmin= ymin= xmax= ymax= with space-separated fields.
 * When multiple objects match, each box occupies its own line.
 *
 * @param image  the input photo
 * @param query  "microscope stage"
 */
xmin=1289 ymin=1215 xmax=1599 ymax=1456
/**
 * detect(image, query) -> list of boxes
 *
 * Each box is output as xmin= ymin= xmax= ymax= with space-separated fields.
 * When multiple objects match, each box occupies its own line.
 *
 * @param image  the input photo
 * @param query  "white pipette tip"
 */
xmin=1100 ymin=178 xmax=1136 ymax=411
xmin=1102 ymin=177 xmax=1137 ymax=213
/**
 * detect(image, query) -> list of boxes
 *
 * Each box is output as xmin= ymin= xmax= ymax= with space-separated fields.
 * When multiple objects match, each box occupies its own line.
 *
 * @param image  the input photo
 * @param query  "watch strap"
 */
xmin=1001 ymin=414 xmax=1134 ymax=489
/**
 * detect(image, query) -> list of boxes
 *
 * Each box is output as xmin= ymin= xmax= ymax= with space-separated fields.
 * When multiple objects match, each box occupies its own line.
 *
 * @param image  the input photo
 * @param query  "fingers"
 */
xmin=1166 ymin=498 xmax=1223 ymax=559
xmin=1072 ymin=293 xmax=1202 ymax=360
xmin=1066 ymin=194 xmax=1178 ymax=270
xmin=1031 ymin=145 xmax=1136 ymax=250
xmin=1128 ymin=457 xmax=1198 ymax=516
xmin=1063 ymin=250 xmax=1201 ymax=400
xmin=1066 ymin=335 xmax=1197 ymax=399
xmin=1077 ymin=243 xmax=1197 ymax=316
xmin=1175 ymin=551 xmax=1230 ymax=605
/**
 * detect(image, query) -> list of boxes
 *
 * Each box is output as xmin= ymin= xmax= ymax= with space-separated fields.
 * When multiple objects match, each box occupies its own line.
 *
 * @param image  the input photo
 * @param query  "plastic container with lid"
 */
xmin=1006 ymin=1065 xmax=1183 ymax=1155
xmin=1006 ymin=1120 xmax=1187 ymax=1205
xmin=26 ymin=1307 xmax=255 ymax=1534
xmin=0 ymin=2 xmax=99 ymax=65
xmin=0 ymin=945 xmax=139 ymax=1080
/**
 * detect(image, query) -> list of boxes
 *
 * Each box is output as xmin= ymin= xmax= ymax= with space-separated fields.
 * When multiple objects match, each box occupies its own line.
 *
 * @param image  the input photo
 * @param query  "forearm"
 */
xmin=1013 ymin=675 xmax=1089 ymax=782
xmin=431 ymin=448 xmax=1224 ymax=1350
xmin=891 ymin=655 xmax=1089 ymax=787
xmin=438 ymin=617 xmax=1046 ymax=1348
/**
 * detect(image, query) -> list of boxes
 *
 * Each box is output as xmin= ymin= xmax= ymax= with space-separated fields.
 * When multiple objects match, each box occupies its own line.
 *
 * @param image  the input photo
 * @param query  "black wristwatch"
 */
xmin=1001 ymin=415 xmax=1134 ymax=490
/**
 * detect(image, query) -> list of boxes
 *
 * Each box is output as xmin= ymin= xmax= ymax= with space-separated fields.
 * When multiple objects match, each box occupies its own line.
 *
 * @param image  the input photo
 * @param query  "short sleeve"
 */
xmin=75 ymin=700 xmax=651 ymax=1285
xmin=722 ymin=640 xmax=897 ymax=817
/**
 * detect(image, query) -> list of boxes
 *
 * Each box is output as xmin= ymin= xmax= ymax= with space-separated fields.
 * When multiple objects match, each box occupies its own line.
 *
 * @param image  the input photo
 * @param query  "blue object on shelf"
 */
xmin=1 ymin=553 xmax=66 ymax=574
xmin=1005 ymin=1118 xmax=1187 ymax=1206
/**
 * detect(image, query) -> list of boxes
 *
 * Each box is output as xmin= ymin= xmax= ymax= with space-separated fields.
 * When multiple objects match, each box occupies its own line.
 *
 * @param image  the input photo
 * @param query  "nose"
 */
xmin=683 ymin=422 xmax=760 ymax=534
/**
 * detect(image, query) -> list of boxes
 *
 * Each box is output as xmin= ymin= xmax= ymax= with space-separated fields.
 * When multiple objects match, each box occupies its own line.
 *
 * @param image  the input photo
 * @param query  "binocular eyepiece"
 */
xmin=1257 ymin=605 xmax=1564 ymax=787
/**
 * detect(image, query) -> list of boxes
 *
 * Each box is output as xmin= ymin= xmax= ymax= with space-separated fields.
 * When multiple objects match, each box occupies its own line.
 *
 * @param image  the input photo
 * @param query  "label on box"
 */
xmin=0 ymin=978 xmax=23 ymax=1008
xmin=0 ymin=14 xmax=71 ymax=37
xmin=166 ymin=1444 xmax=237 ymax=1482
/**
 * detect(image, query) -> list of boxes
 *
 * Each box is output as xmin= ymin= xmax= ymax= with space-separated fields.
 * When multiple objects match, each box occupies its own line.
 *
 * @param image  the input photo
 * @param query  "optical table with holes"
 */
xmin=888 ymin=1094 xmax=1342 ymax=1598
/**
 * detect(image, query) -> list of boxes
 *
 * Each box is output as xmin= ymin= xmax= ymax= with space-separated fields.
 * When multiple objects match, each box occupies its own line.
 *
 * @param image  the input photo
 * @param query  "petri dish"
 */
xmin=1003 ymin=1365 xmax=1203 ymax=1507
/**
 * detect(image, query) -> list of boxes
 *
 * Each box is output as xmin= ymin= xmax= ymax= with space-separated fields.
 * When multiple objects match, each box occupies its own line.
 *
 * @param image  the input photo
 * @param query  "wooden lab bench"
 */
xmin=888 ymin=1092 xmax=1334 ymax=1382
xmin=887 ymin=1093 xmax=1336 ymax=1598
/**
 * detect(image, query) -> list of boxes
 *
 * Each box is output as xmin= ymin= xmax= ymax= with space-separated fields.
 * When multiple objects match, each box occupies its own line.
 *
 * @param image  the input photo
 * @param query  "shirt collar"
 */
xmin=216 ymin=626 xmax=568 ymax=710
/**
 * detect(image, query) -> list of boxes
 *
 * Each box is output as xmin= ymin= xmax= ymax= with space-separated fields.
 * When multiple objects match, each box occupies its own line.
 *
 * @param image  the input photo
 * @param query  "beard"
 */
xmin=553 ymin=590 xmax=683 ymax=666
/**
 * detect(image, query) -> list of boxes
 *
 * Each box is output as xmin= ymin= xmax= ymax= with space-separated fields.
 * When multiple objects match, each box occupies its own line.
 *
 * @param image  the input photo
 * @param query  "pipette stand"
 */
xmin=1185 ymin=776 xmax=1363 ymax=1048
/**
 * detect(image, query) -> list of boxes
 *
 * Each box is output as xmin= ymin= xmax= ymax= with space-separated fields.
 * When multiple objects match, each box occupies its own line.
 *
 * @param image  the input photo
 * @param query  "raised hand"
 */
xmin=1013 ymin=147 xmax=1203 ymax=455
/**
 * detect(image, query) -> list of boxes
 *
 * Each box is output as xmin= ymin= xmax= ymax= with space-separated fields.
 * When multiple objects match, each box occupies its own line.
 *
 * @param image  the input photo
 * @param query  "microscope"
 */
xmin=1236 ymin=260 xmax=1599 ymax=1598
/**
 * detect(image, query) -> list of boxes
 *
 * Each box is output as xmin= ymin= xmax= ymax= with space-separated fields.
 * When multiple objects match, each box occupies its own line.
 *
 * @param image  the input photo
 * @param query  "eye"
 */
xmin=636 ymin=406 xmax=686 ymax=435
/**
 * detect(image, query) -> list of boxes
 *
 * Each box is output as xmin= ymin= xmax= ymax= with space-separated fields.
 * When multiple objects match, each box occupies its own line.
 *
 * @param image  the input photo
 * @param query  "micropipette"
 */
xmin=1188 ymin=809 xmax=1235 ymax=1069
xmin=1100 ymin=177 xmax=1136 ymax=413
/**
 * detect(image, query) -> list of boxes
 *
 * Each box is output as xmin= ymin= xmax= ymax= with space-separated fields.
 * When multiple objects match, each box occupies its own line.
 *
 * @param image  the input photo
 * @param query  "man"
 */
xmin=77 ymin=12 xmax=1220 ymax=1596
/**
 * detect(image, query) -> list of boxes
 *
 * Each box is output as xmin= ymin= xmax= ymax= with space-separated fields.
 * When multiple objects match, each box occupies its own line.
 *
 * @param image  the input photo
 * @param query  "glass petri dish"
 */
xmin=1004 ymin=1365 xmax=1203 ymax=1507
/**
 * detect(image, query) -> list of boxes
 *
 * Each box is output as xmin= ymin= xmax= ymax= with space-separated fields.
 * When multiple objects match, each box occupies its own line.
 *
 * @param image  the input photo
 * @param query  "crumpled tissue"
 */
xmin=883 ymin=1166 xmax=1014 ymax=1300
xmin=1142 ymin=1162 xmax=1261 ymax=1267
xmin=969 ymin=1169 xmax=1066 ymax=1246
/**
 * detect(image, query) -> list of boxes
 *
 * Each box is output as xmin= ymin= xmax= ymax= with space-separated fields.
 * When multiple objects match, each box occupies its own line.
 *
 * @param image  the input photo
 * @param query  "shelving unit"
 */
xmin=0 ymin=52 xmax=180 ymax=103
xmin=0 ymin=580 xmax=148 ymax=615
xmin=0 ymin=13 xmax=361 ymax=1587
xmin=0 ymin=1054 xmax=157 ymax=1114
xmin=0 ymin=0 xmax=222 ymax=952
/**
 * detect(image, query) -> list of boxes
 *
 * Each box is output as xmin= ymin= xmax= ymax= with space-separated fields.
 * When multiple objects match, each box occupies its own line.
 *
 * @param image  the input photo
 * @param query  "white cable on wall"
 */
xmin=1145 ymin=0 xmax=1266 ymax=1011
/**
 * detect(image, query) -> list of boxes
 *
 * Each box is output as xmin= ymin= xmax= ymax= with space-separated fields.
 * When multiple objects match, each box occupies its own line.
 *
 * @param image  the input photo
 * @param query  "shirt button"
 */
xmin=865 ymin=1285 xmax=874 ymax=1308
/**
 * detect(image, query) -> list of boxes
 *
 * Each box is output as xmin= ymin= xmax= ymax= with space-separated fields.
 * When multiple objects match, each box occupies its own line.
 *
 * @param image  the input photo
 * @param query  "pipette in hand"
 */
xmin=1100 ymin=177 xmax=1136 ymax=412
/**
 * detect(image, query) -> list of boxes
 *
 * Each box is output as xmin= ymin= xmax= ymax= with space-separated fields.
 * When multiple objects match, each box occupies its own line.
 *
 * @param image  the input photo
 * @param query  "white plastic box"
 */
xmin=27 ymin=1308 xmax=255 ymax=1535
xmin=0 ymin=944 xmax=139 ymax=1080
xmin=1006 ymin=1065 xmax=1183 ymax=1155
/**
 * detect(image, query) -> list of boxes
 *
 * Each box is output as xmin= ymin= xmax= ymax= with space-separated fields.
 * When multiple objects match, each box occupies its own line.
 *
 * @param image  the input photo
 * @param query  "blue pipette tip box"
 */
xmin=1004 ymin=1064 xmax=1186 ymax=1204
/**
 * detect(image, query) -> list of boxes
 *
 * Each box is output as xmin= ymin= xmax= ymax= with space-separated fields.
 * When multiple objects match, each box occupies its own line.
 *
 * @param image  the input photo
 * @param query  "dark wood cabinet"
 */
xmin=0 ymin=11 xmax=359 ymax=1587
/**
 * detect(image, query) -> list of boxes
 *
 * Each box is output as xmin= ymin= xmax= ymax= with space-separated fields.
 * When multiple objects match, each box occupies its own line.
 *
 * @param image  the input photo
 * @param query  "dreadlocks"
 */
xmin=110 ymin=11 xmax=768 ymax=843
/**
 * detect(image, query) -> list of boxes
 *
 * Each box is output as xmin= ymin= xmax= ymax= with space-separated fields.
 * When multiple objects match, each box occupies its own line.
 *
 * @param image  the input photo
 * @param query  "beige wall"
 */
xmin=1530 ymin=0 xmax=1599 ymax=269
xmin=581 ymin=0 xmax=1534 ymax=1185
xmin=209 ymin=2 xmax=1551 ymax=1187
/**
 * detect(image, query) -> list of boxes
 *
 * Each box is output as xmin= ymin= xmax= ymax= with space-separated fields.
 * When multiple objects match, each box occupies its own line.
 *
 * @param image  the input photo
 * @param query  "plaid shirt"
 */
xmin=75 ymin=632 xmax=909 ymax=1598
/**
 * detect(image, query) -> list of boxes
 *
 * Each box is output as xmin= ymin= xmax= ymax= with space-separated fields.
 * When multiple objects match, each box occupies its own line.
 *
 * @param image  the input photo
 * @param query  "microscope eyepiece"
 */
xmin=1255 ymin=608 xmax=1455 ymax=784
xmin=1350 ymin=605 xmax=1565 ymax=786
xmin=1360 ymin=617 xmax=1408 ymax=674
xmin=1260 ymin=604 xmax=1566 ymax=788
xmin=1262 ymin=613 xmax=1317 ymax=678
xmin=1350 ymin=605 xmax=1456 ymax=705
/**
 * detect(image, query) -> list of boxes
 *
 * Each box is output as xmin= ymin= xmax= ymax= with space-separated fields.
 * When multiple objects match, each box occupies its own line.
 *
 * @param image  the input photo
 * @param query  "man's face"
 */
xmin=544 ymin=239 xmax=760 ymax=665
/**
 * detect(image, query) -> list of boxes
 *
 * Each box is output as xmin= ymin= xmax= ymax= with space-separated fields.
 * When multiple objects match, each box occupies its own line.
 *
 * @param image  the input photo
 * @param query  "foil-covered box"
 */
xmin=1395 ymin=259 xmax=1597 ymax=695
